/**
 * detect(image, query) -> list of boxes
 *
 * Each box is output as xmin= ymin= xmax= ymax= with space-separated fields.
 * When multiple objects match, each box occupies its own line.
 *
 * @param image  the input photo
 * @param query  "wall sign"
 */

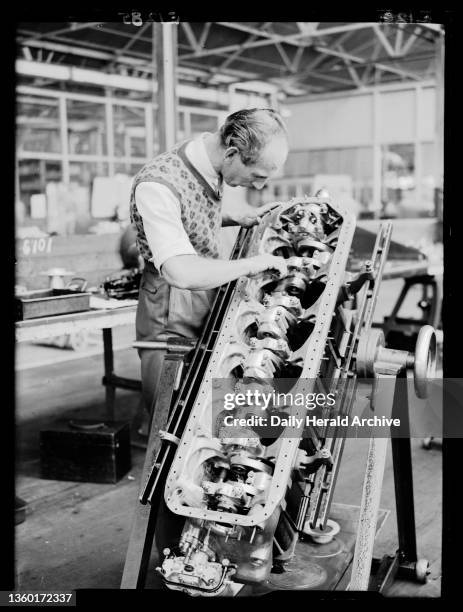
xmin=19 ymin=237 xmax=53 ymax=257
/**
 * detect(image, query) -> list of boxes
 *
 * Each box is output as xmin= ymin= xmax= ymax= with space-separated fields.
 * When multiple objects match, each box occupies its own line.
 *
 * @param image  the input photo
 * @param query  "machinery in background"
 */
xmin=100 ymin=223 xmax=142 ymax=300
xmin=102 ymin=268 xmax=142 ymax=300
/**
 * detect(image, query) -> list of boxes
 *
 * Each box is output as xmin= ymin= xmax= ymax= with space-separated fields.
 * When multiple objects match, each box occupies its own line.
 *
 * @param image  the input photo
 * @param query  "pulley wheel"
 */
xmin=414 ymin=325 xmax=437 ymax=399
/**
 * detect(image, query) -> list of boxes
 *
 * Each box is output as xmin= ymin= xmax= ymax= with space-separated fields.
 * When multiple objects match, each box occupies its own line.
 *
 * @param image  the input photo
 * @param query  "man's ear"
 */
xmin=224 ymin=146 xmax=239 ymax=160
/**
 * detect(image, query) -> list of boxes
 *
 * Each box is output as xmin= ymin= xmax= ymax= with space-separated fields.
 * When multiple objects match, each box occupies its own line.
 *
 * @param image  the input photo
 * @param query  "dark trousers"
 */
xmin=136 ymin=261 xmax=215 ymax=416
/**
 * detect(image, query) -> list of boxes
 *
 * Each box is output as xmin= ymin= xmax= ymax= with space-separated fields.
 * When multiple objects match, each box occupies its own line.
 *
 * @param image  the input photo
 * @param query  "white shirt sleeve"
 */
xmin=135 ymin=181 xmax=197 ymax=271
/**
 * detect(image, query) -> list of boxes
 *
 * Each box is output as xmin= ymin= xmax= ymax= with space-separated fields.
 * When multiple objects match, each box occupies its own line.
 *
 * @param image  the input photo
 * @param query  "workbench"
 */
xmin=15 ymin=260 xmax=443 ymax=421
xmin=16 ymin=303 xmax=141 ymax=420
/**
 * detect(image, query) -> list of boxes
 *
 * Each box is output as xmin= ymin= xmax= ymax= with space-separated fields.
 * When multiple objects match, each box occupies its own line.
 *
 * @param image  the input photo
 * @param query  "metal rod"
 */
xmin=350 ymin=372 xmax=397 ymax=590
xmin=133 ymin=340 xmax=195 ymax=352
xmin=102 ymin=328 xmax=115 ymax=420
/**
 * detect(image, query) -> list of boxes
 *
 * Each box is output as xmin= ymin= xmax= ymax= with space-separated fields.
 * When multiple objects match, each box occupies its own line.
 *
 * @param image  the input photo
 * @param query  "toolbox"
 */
xmin=16 ymin=288 xmax=91 ymax=321
xmin=40 ymin=419 xmax=131 ymax=484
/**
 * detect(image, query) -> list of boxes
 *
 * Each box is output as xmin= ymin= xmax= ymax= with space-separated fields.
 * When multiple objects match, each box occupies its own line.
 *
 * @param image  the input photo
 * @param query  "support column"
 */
xmin=153 ymin=22 xmax=178 ymax=153
xmin=414 ymin=86 xmax=422 ymax=213
xmin=435 ymin=33 xmax=444 ymax=191
xmin=372 ymin=86 xmax=382 ymax=218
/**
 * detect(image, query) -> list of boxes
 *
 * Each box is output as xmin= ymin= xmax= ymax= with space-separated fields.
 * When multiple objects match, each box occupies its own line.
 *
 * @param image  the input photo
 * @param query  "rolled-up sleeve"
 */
xmin=135 ymin=181 xmax=197 ymax=271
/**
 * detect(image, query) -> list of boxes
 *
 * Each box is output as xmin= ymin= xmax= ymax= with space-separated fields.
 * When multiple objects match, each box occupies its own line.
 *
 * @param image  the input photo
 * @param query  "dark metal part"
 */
xmin=382 ymin=274 xmax=442 ymax=351
xmin=15 ymin=288 xmax=91 ymax=320
xmin=103 ymin=269 xmax=142 ymax=300
xmin=101 ymin=328 xmax=142 ymax=421
xmin=369 ymin=554 xmax=400 ymax=592
xmin=391 ymin=370 xmax=418 ymax=564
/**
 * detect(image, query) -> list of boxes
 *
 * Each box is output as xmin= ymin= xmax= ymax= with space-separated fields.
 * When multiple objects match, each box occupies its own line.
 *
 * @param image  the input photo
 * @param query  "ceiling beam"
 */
xmin=116 ymin=22 xmax=150 ymax=54
xmin=18 ymin=30 xmax=156 ymax=63
xmin=296 ymin=22 xmax=319 ymax=36
xmin=91 ymin=24 xmax=152 ymax=44
xmin=181 ymin=22 xmax=201 ymax=53
xmin=372 ymin=24 xmax=396 ymax=57
xmin=179 ymin=23 xmax=375 ymax=60
xmin=284 ymin=67 xmax=356 ymax=87
xmin=22 ymin=46 xmax=33 ymax=61
xmin=17 ymin=37 xmax=147 ymax=65
xmin=362 ymin=39 xmax=381 ymax=84
xmin=400 ymin=26 xmax=423 ymax=55
xmin=303 ymin=71 xmax=356 ymax=86
xmin=17 ymin=60 xmax=276 ymax=104
xmin=198 ymin=22 xmax=212 ymax=48
xmin=394 ymin=23 xmax=405 ymax=55
xmin=274 ymin=41 xmax=294 ymax=72
xmin=419 ymin=23 xmax=444 ymax=33
xmin=306 ymin=29 xmax=363 ymax=74
xmin=314 ymin=45 xmax=422 ymax=80
xmin=335 ymin=44 xmax=363 ymax=87
xmin=216 ymin=31 xmax=261 ymax=71
xmin=23 ymin=22 xmax=102 ymax=42
xmin=216 ymin=22 xmax=273 ymax=72
xmin=291 ymin=45 xmax=305 ymax=72
xmin=216 ymin=22 xmax=302 ymax=47
xmin=17 ymin=37 xmax=257 ymax=84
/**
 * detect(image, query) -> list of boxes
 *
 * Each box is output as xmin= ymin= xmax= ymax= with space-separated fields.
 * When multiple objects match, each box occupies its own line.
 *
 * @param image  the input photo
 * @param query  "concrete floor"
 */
xmin=15 ymin=282 xmax=442 ymax=597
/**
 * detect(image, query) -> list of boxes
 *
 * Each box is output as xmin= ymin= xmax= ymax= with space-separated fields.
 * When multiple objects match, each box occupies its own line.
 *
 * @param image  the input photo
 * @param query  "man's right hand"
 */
xmin=245 ymin=254 xmax=288 ymax=278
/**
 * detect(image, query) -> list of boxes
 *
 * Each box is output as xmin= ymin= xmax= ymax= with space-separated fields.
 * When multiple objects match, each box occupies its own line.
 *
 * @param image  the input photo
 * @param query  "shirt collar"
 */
xmin=184 ymin=132 xmax=222 ymax=195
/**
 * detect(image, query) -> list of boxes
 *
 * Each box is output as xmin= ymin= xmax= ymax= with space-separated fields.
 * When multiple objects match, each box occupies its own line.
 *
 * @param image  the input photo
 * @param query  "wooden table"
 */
xmin=16 ymin=304 xmax=141 ymax=419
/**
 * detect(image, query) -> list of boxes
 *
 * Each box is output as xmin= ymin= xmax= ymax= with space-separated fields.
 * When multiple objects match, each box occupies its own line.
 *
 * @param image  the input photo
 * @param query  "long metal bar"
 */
xmin=102 ymin=328 xmax=115 ymax=420
xmin=349 ymin=372 xmax=398 ymax=590
xmin=391 ymin=371 xmax=418 ymax=562
xmin=312 ymin=375 xmax=359 ymax=527
xmin=306 ymin=224 xmax=392 ymax=531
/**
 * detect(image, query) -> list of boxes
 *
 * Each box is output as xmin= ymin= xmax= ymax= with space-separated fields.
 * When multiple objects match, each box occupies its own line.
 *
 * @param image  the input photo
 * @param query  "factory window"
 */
xmin=17 ymin=159 xmax=63 ymax=225
xmin=115 ymin=162 xmax=144 ymax=177
xmin=282 ymin=147 xmax=374 ymax=215
xmin=420 ymin=142 xmax=439 ymax=217
xmin=69 ymin=162 xmax=114 ymax=226
xmin=69 ymin=161 xmax=109 ymax=188
xmin=380 ymin=144 xmax=418 ymax=218
xmin=16 ymin=95 xmax=61 ymax=154
xmin=190 ymin=112 xmax=220 ymax=137
xmin=113 ymin=105 xmax=147 ymax=158
xmin=16 ymin=87 xmax=227 ymax=236
xmin=67 ymin=99 xmax=107 ymax=156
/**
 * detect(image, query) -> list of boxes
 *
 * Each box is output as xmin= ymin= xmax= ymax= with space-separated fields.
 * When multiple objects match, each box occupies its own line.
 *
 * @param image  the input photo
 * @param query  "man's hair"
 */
xmin=219 ymin=108 xmax=287 ymax=165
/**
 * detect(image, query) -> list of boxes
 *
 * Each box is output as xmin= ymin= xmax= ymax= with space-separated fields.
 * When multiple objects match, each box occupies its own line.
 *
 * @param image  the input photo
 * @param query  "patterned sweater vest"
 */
xmin=130 ymin=140 xmax=222 ymax=263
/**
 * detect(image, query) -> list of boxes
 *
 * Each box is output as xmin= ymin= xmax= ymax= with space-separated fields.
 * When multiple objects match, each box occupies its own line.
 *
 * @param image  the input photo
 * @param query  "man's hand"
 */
xmin=245 ymin=253 xmax=288 ymax=277
xmin=224 ymin=202 xmax=281 ymax=228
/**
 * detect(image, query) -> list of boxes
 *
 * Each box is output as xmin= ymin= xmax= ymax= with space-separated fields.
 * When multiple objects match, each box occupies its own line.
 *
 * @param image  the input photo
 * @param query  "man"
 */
xmin=130 ymin=107 xmax=290 ymax=421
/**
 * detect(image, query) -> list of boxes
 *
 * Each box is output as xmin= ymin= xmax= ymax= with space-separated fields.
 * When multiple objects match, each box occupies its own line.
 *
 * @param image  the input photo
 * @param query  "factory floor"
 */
xmin=15 ymin=279 xmax=442 ymax=597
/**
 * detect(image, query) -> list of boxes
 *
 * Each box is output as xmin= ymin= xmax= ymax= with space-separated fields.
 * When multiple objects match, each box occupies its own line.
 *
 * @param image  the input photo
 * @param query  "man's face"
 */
xmin=221 ymin=135 xmax=288 ymax=190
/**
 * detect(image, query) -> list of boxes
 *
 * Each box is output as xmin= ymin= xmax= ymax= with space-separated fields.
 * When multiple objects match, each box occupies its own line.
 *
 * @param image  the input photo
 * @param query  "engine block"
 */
xmin=158 ymin=196 xmax=358 ymax=595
